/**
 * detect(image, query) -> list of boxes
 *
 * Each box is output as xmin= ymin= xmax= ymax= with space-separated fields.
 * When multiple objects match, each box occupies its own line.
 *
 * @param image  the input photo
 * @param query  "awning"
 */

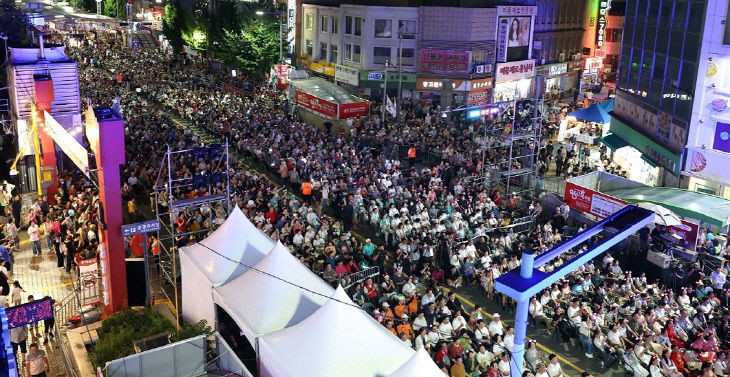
xmin=601 ymin=133 xmax=628 ymax=151
xmin=569 ymin=100 xmax=612 ymax=124
xmin=604 ymin=186 xmax=730 ymax=228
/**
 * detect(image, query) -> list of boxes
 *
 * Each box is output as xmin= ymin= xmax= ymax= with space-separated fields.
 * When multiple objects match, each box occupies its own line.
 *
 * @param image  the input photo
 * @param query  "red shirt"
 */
xmin=364 ymin=283 xmax=378 ymax=299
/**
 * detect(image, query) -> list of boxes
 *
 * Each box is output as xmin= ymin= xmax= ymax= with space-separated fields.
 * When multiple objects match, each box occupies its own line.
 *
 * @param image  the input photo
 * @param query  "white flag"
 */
xmin=386 ymin=96 xmax=397 ymax=118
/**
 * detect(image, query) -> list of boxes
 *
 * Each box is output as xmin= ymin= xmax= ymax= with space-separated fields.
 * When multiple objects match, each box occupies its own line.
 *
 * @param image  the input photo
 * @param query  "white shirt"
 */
xmin=547 ymin=362 xmax=562 ymax=377
xmin=710 ymin=271 xmax=726 ymax=289
xmin=489 ymin=320 xmax=504 ymax=336
xmin=504 ymin=333 xmax=514 ymax=350
xmin=413 ymin=316 xmax=427 ymax=331
xmin=438 ymin=322 xmax=453 ymax=339
xmin=475 ymin=326 xmax=489 ymax=341
xmin=498 ymin=359 xmax=511 ymax=376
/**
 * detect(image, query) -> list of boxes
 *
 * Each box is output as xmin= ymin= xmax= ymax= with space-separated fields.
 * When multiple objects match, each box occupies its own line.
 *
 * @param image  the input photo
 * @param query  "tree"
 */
xmin=162 ymin=0 xmax=186 ymax=54
xmin=0 ymin=0 xmax=29 ymax=46
xmin=103 ymin=0 xmax=118 ymax=18
xmin=219 ymin=20 xmax=280 ymax=78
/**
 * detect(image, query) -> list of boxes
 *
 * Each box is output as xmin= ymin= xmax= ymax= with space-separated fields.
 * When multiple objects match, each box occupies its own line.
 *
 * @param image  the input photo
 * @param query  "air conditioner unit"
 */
xmin=647 ymin=251 xmax=670 ymax=269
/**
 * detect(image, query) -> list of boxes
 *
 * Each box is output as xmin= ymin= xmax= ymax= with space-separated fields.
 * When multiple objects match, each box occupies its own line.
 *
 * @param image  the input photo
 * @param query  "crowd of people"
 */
xmin=27 ymin=26 xmax=729 ymax=377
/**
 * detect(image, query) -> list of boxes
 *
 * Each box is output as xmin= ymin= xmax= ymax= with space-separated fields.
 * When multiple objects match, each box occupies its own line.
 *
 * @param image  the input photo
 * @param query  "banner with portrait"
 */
xmin=498 ymin=16 xmax=531 ymax=62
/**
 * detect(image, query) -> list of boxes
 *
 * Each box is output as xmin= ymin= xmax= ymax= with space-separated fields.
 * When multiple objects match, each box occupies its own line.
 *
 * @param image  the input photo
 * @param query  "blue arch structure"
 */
xmin=495 ymin=205 xmax=655 ymax=377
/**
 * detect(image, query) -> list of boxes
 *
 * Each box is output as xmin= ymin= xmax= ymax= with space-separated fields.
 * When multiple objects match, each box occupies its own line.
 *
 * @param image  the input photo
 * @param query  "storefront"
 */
xmin=683 ymin=147 xmax=730 ymax=199
xmin=334 ymin=64 xmax=360 ymax=95
xmin=358 ymin=71 xmax=417 ymax=101
xmin=467 ymin=78 xmax=494 ymax=107
xmin=580 ymin=57 xmax=603 ymax=93
xmin=605 ymin=117 xmax=682 ymax=186
xmin=494 ymin=60 xmax=535 ymax=102
xmin=536 ymin=62 xmax=568 ymax=95
xmin=416 ymin=78 xmax=471 ymax=105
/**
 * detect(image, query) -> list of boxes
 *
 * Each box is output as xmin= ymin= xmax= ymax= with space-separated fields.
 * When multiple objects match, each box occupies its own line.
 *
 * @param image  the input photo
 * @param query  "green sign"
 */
xmin=359 ymin=71 xmax=417 ymax=89
xmin=609 ymin=117 xmax=681 ymax=175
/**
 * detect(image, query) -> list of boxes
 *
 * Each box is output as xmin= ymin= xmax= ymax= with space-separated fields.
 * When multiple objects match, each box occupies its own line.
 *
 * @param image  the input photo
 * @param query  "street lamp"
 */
xmin=255 ymin=9 xmax=284 ymax=64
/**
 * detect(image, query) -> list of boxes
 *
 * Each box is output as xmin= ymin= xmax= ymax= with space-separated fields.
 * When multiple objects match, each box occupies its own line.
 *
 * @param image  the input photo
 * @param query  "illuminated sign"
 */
xmin=495 ymin=60 xmax=536 ymax=82
xmin=584 ymin=57 xmax=603 ymax=70
xmin=287 ymin=0 xmax=296 ymax=53
xmin=549 ymin=63 xmax=568 ymax=76
xmin=44 ymin=110 xmax=89 ymax=178
xmin=596 ymin=0 xmax=613 ymax=49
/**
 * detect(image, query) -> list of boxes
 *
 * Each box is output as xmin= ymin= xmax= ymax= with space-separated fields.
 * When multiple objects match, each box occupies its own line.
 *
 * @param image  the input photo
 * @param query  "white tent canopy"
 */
xmin=180 ymin=206 xmax=275 ymax=325
xmin=386 ymin=349 xmax=444 ymax=377
xmin=258 ymin=286 xmax=414 ymax=377
xmin=213 ymin=241 xmax=334 ymax=343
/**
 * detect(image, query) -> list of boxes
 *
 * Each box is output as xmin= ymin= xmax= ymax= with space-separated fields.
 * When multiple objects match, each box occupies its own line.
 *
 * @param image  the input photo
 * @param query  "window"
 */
xmin=398 ymin=20 xmax=416 ymax=39
xmin=355 ymin=17 xmax=362 ymax=36
xmin=331 ymin=17 xmax=338 ymax=34
xmin=374 ymin=19 xmax=391 ymax=38
xmin=353 ymin=44 xmax=361 ymax=62
xmin=305 ymin=40 xmax=313 ymax=56
xmin=320 ymin=16 xmax=328 ymax=33
xmin=345 ymin=44 xmax=352 ymax=60
xmin=305 ymin=13 xmax=313 ymax=30
xmin=345 ymin=16 xmax=353 ymax=34
xmin=320 ymin=42 xmax=328 ymax=61
xmin=397 ymin=48 xmax=415 ymax=66
xmin=330 ymin=44 xmax=338 ymax=63
xmin=373 ymin=46 xmax=390 ymax=64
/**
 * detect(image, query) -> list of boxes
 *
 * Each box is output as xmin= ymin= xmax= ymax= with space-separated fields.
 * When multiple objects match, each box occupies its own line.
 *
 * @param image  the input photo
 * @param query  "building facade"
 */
xmin=608 ymin=0 xmax=707 ymax=187
xmin=683 ymin=0 xmax=730 ymax=197
xmin=533 ymin=0 xmax=586 ymax=95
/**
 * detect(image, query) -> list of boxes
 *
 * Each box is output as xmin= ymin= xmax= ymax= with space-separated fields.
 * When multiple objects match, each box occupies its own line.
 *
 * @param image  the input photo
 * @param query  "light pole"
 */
xmin=256 ymin=9 xmax=284 ymax=64
xmin=382 ymin=60 xmax=389 ymax=124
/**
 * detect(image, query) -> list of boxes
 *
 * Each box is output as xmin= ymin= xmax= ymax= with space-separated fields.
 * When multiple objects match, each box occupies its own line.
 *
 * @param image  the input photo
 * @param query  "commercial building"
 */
xmin=581 ymin=0 xmax=626 ymax=88
xmin=607 ymin=0 xmax=706 ymax=187
xmin=533 ymin=0 xmax=586 ymax=95
xmin=683 ymin=0 xmax=730 ymax=197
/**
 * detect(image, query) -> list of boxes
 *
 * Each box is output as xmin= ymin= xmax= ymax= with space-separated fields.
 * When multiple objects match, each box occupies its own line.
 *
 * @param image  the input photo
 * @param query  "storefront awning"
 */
xmin=569 ymin=101 xmax=612 ymax=124
xmin=604 ymin=186 xmax=730 ymax=228
xmin=600 ymin=133 xmax=628 ymax=151
xmin=641 ymin=155 xmax=658 ymax=168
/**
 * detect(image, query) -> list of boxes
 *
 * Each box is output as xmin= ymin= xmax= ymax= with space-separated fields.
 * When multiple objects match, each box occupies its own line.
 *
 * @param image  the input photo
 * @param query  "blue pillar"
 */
xmin=511 ymin=250 xmax=535 ymax=377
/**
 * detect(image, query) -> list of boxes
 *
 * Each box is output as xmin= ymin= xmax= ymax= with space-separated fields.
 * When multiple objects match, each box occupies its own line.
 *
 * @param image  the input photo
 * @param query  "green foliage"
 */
xmin=0 ymin=0 xmax=29 ymax=46
xmin=219 ymin=20 xmax=283 ymax=78
xmin=162 ymin=0 xmax=187 ymax=54
xmin=103 ymin=0 xmax=118 ymax=18
xmin=91 ymin=308 xmax=210 ymax=369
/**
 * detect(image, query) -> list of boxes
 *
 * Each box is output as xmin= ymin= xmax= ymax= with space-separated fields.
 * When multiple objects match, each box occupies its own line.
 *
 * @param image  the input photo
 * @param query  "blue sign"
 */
xmin=6 ymin=297 xmax=53 ymax=329
xmin=122 ymin=220 xmax=161 ymax=237
xmin=468 ymin=110 xmax=481 ymax=119
xmin=367 ymin=72 xmax=383 ymax=81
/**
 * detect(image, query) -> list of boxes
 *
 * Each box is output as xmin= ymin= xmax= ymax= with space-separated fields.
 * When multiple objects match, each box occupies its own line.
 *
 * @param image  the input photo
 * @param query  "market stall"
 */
xmin=558 ymin=99 xmax=613 ymax=144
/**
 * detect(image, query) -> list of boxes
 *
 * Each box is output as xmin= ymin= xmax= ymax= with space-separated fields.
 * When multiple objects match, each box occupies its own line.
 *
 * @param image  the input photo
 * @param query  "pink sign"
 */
xmin=419 ymin=49 xmax=470 ymax=74
xmin=295 ymin=90 xmax=338 ymax=118
xmin=563 ymin=182 xmax=627 ymax=219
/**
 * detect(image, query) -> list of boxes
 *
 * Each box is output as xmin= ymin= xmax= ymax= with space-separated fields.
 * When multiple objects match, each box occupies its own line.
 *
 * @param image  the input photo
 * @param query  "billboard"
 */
xmin=338 ymin=102 xmax=370 ymax=119
xmin=595 ymin=0 xmax=613 ymax=50
xmin=419 ymin=50 xmax=470 ymax=74
xmin=496 ymin=6 xmax=536 ymax=62
xmin=295 ymin=90 xmax=338 ymax=118
xmin=563 ymin=181 xmax=627 ymax=219
xmin=495 ymin=60 xmax=535 ymax=83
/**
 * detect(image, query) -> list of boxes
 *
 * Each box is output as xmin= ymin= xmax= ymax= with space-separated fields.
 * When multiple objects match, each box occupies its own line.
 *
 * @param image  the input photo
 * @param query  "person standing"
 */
xmin=10 ymin=195 xmax=21 ymax=229
xmin=27 ymin=222 xmax=42 ymax=256
xmin=10 ymin=324 xmax=27 ymax=365
xmin=43 ymin=217 xmax=54 ymax=254
xmin=301 ymin=179 xmax=312 ymax=205
xmin=25 ymin=342 xmax=50 ymax=377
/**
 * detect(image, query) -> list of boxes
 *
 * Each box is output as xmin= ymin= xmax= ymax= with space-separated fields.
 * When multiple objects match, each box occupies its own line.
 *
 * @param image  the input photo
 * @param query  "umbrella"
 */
xmin=636 ymin=202 xmax=682 ymax=227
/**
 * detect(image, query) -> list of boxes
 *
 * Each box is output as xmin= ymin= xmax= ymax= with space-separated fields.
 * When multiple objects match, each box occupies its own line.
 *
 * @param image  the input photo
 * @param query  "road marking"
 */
xmin=449 ymin=290 xmax=587 ymax=375
xmin=37 ymin=282 xmax=73 ymax=291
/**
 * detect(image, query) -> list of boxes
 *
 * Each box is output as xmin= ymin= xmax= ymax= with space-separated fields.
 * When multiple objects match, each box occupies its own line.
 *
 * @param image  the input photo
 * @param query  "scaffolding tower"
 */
xmin=475 ymin=96 xmax=545 ymax=199
xmin=154 ymin=140 xmax=231 ymax=316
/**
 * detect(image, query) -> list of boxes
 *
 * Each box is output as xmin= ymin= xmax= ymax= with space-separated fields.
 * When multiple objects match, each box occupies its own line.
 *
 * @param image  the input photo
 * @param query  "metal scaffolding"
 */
xmin=153 ymin=140 xmax=231 ymax=316
xmin=475 ymin=96 xmax=545 ymax=199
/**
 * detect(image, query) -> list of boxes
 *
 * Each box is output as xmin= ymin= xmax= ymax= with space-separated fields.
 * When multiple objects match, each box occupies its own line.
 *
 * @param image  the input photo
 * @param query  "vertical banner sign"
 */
xmin=563 ymin=182 xmax=627 ymax=219
xmin=287 ymin=0 xmax=296 ymax=53
xmin=595 ymin=0 xmax=613 ymax=49
xmin=496 ymin=6 xmax=537 ymax=63
xmin=79 ymin=258 xmax=100 ymax=306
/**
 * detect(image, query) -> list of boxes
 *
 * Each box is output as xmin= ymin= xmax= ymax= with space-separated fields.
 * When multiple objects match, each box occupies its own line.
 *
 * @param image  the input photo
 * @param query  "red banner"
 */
xmin=295 ymin=90 xmax=338 ymax=118
xmin=274 ymin=64 xmax=290 ymax=88
xmin=419 ymin=49 xmax=470 ymax=74
xmin=338 ymin=102 xmax=369 ymax=119
xmin=667 ymin=220 xmax=699 ymax=252
xmin=563 ymin=182 xmax=627 ymax=219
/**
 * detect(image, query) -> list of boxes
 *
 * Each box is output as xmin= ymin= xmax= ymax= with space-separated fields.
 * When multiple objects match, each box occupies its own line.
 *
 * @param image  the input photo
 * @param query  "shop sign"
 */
xmin=596 ymin=0 xmax=613 ymax=49
xmin=495 ymin=60 xmax=535 ymax=82
xmin=564 ymin=181 xmax=627 ymax=219
xmin=685 ymin=147 xmax=730 ymax=184
xmin=360 ymin=71 xmax=416 ymax=83
xmin=419 ymin=49 xmax=470 ymax=74
xmin=496 ymin=17 xmax=509 ymax=62
xmin=295 ymin=90 xmax=337 ymax=118
xmin=368 ymin=72 xmax=383 ymax=81
xmin=497 ymin=5 xmax=537 ymax=16
xmin=584 ymin=57 xmax=603 ymax=71
xmin=470 ymin=78 xmax=493 ymax=91
xmin=549 ymin=63 xmax=568 ymax=76
xmin=416 ymin=78 xmax=470 ymax=91
xmin=644 ymin=145 xmax=676 ymax=172
xmin=335 ymin=64 xmax=359 ymax=86
xmin=338 ymin=101 xmax=370 ymax=119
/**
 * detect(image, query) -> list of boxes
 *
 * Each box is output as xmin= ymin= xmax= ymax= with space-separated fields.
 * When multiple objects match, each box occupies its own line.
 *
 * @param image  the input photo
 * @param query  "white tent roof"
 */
xmin=386 ymin=349 xmax=444 ymax=377
xmin=258 ymin=286 xmax=414 ymax=377
xmin=180 ymin=206 xmax=274 ymax=287
xmin=212 ymin=241 xmax=334 ymax=342
xmin=180 ymin=206 xmax=274 ymax=325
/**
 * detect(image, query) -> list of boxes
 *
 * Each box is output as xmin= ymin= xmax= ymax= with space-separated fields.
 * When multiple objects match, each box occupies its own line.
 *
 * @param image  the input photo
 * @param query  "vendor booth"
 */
xmin=288 ymin=77 xmax=370 ymax=135
xmin=179 ymin=206 xmax=275 ymax=326
xmin=558 ymin=99 xmax=613 ymax=144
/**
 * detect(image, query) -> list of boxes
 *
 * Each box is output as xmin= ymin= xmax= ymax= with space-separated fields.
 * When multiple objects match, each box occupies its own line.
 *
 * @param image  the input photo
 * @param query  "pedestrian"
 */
xmin=10 ymin=195 xmax=21 ymax=229
xmin=27 ymin=295 xmax=40 ymax=339
xmin=0 ymin=240 xmax=12 ymax=273
xmin=43 ymin=216 xmax=54 ymax=253
xmin=26 ymin=342 xmax=50 ymax=377
xmin=10 ymin=324 xmax=27 ymax=365
xmin=27 ymin=222 xmax=42 ymax=256
xmin=11 ymin=281 xmax=24 ymax=306
xmin=42 ymin=296 xmax=57 ymax=343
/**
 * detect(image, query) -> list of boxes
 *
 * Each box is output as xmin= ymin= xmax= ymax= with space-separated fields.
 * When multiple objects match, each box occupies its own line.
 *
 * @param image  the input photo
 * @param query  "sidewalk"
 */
xmin=11 ymin=236 xmax=72 ymax=377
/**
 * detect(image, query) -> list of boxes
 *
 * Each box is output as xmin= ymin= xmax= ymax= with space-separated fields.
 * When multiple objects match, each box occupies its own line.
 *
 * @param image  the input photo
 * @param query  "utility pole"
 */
xmin=382 ymin=60 xmax=389 ymax=124
xmin=397 ymin=27 xmax=403 ymax=122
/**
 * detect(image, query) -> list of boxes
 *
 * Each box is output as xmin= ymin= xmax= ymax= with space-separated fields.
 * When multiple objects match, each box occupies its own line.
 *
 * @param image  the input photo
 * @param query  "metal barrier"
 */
xmin=541 ymin=177 xmax=566 ymax=196
xmin=342 ymin=266 xmax=380 ymax=289
xmin=54 ymin=289 xmax=82 ymax=377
